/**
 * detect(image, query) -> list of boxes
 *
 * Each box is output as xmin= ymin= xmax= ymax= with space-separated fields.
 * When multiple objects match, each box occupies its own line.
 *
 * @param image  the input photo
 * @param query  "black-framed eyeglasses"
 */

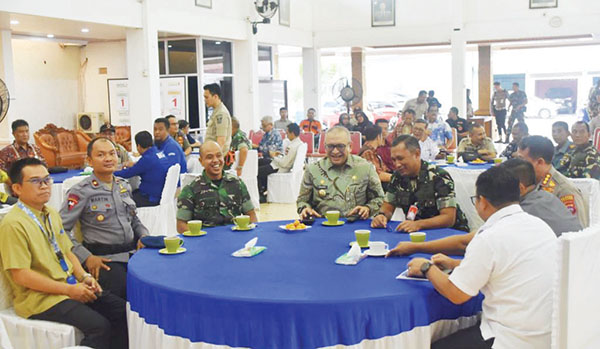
xmin=325 ymin=143 xmax=347 ymax=152
xmin=470 ymin=195 xmax=479 ymax=205
xmin=27 ymin=176 xmax=54 ymax=187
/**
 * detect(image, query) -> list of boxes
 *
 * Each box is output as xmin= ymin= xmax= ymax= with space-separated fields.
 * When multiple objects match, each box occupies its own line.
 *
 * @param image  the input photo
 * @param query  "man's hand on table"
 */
xmin=347 ymin=206 xmax=370 ymax=220
xmin=431 ymin=253 xmax=460 ymax=270
xmin=299 ymin=207 xmax=321 ymax=220
xmin=385 ymin=242 xmax=417 ymax=258
xmin=395 ymin=220 xmax=422 ymax=233
xmin=407 ymin=257 xmax=430 ymax=277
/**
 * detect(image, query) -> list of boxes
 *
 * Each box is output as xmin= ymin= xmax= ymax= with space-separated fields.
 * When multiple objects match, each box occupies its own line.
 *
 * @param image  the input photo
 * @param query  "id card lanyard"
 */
xmin=17 ymin=202 xmax=77 ymax=285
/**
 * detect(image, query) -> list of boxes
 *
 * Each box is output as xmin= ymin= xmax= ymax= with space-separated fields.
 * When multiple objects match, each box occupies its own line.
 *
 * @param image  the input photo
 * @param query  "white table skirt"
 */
xmin=127 ymin=303 xmax=480 ymax=349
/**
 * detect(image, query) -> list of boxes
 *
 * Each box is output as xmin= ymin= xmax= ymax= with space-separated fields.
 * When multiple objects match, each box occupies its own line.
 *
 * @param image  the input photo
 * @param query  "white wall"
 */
xmin=11 ymin=38 xmax=79 ymax=134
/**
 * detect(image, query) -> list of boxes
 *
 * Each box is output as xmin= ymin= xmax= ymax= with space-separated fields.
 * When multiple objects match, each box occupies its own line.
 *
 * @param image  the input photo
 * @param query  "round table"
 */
xmin=127 ymin=219 xmax=482 ymax=349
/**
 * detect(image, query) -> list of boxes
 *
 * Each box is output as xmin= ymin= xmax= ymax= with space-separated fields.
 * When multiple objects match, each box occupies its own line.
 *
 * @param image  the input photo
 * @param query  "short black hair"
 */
xmin=203 ymin=83 xmax=221 ymax=99
xmin=392 ymin=134 xmax=421 ymax=153
xmin=552 ymin=121 xmax=569 ymax=132
xmin=427 ymin=104 xmax=438 ymax=112
xmin=279 ymin=107 xmax=287 ymax=112
xmin=135 ymin=131 xmax=153 ymax=149
xmin=404 ymin=109 xmax=416 ymax=116
xmin=449 ymin=107 xmax=459 ymax=115
xmin=493 ymin=81 xmax=501 ymax=86
xmin=8 ymin=157 xmax=45 ymax=184
xmin=363 ymin=126 xmax=382 ymax=141
xmin=11 ymin=119 xmax=29 ymax=133
xmin=87 ymin=137 xmax=116 ymax=157
xmin=513 ymin=82 xmax=519 ymax=87
xmin=178 ymin=119 xmax=189 ymax=129
xmin=287 ymin=123 xmax=300 ymax=136
xmin=470 ymin=124 xmax=484 ymax=134
xmin=513 ymin=122 xmax=528 ymax=134
xmin=500 ymin=158 xmax=537 ymax=187
xmin=475 ymin=166 xmax=520 ymax=207
xmin=428 ymin=90 xmax=435 ymax=96
xmin=418 ymin=90 xmax=427 ymax=97
xmin=307 ymin=107 xmax=316 ymax=113
xmin=572 ymin=120 xmax=590 ymax=133
xmin=518 ymin=135 xmax=554 ymax=164
xmin=165 ymin=115 xmax=176 ymax=120
xmin=374 ymin=118 xmax=388 ymax=126
xmin=154 ymin=117 xmax=170 ymax=130
xmin=414 ymin=119 xmax=428 ymax=126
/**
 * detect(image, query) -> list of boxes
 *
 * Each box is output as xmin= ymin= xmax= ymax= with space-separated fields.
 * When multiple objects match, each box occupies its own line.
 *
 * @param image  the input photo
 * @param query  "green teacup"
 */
xmin=164 ymin=236 xmax=183 ymax=253
xmin=188 ymin=220 xmax=203 ymax=235
xmin=410 ymin=232 xmax=426 ymax=243
xmin=234 ymin=215 xmax=250 ymax=229
xmin=446 ymin=155 xmax=455 ymax=164
xmin=325 ymin=210 xmax=340 ymax=223
xmin=494 ymin=158 xmax=503 ymax=164
xmin=355 ymin=229 xmax=371 ymax=248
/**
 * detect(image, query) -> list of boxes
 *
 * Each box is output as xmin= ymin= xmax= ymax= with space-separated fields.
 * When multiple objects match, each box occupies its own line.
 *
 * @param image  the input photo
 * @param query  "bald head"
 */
xmin=199 ymin=141 xmax=221 ymax=157
xmin=199 ymin=141 xmax=224 ymax=179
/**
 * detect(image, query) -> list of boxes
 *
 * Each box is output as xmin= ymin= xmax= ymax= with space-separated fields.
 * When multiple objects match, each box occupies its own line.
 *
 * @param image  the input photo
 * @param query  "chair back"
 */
xmin=115 ymin=126 xmax=132 ymax=152
xmin=350 ymin=132 xmax=362 ymax=155
xmin=447 ymin=128 xmax=458 ymax=150
xmin=160 ymin=164 xmax=181 ymax=205
xmin=570 ymin=178 xmax=600 ymax=227
xmin=291 ymin=143 xmax=307 ymax=175
xmin=318 ymin=131 xmax=326 ymax=153
xmin=180 ymin=173 xmax=200 ymax=188
xmin=299 ymin=132 xmax=314 ymax=154
xmin=250 ymin=130 xmax=264 ymax=145
xmin=594 ymin=127 xmax=600 ymax=152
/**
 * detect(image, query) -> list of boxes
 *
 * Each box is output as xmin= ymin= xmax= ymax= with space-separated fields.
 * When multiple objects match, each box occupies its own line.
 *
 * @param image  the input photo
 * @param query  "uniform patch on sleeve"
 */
xmin=560 ymin=194 xmax=576 ymax=215
xmin=67 ymin=194 xmax=80 ymax=211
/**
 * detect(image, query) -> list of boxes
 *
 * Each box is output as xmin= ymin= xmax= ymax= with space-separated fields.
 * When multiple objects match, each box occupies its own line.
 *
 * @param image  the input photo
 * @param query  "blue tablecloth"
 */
xmin=127 ymin=219 xmax=483 ymax=348
xmin=440 ymin=162 xmax=494 ymax=171
xmin=49 ymin=169 xmax=84 ymax=184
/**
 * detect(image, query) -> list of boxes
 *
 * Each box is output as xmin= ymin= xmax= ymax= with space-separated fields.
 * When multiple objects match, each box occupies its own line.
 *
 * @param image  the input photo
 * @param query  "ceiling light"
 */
xmin=81 ymin=28 xmax=89 ymax=33
xmin=215 ymin=41 xmax=221 ymax=45
xmin=47 ymin=34 xmax=54 ymax=38
xmin=168 ymin=44 xmax=173 ymax=48
xmin=10 ymin=20 xmax=19 ymax=25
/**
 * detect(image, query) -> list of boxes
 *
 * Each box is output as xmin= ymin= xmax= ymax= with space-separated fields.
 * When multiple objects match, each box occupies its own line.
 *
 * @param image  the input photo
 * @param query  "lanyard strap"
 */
xmin=11 ymin=143 xmax=40 ymax=160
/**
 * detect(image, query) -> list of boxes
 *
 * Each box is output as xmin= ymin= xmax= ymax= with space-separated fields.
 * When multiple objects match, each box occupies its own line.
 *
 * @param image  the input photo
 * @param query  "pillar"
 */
xmin=475 ymin=45 xmax=491 ymax=116
xmin=125 ymin=0 xmax=161 ymax=148
xmin=451 ymin=30 xmax=466 ymax=117
xmin=232 ymin=32 xmax=259 ymax=131
xmin=351 ymin=47 xmax=365 ymax=111
xmin=302 ymin=47 xmax=320 ymax=118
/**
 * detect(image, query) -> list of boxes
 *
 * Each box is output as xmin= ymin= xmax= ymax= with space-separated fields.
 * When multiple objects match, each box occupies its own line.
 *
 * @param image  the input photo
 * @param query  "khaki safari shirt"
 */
xmin=205 ymin=102 xmax=232 ymax=153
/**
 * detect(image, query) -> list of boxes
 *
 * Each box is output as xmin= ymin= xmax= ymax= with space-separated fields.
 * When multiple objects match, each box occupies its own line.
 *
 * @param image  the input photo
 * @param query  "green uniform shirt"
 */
xmin=230 ymin=130 xmax=251 ymax=151
xmin=174 ymin=130 xmax=191 ymax=152
xmin=558 ymin=143 xmax=600 ymax=180
xmin=457 ymin=136 xmax=496 ymax=156
xmin=205 ymin=103 xmax=232 ymax=153
xmin=0 ymin=203 xmax=74 ymax=318
xmin=177 ymin=171 xmax=254 ymax=227
xmin=296 ymin=155 xmax=384 ymax=217
xmin=385 ymin=160 xmax=470 ymax=232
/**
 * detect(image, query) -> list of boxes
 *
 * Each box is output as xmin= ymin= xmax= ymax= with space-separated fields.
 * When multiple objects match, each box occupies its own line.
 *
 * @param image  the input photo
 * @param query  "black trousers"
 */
xmin=258 ymin=163 xmax=278 ymax=193
xmin=96 ymin=261 xmax=128 ymax=301
xmin=494 ymin=109 xmax=507 ymax=137
xmin=131 ymin=189 xmax=159 ymax=207
xmin=506 ymin=109 xmax=525 ymax=138
xmin=258 ymin=157 xmax=271 ymax=167
xmin=431 ymin=324 xmax=494 ymax=349
xmin=30 ymin=292 xmax=128 ymax=349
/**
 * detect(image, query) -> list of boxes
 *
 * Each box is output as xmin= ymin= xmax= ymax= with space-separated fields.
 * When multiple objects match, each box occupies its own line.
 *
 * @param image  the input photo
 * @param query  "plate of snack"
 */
xmin=279 ymin=220 xmax=311 ymax=232
xmin=469 ymin=158 xmax=487 ymax=165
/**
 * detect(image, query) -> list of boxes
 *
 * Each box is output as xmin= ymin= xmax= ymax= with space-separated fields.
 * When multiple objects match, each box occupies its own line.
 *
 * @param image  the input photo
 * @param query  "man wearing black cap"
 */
xmin=99 ymin=124 xmax=131 ymax=167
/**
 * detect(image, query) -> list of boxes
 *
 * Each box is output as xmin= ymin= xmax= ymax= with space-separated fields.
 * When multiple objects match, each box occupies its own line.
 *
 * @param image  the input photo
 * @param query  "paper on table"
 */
xmin=335 ymin=243 xmax=366 ymax=265
xmin=232 ymin=237 xmax=266 ymax=257
xmin=396 ymin=267 xmax=452 ymax=281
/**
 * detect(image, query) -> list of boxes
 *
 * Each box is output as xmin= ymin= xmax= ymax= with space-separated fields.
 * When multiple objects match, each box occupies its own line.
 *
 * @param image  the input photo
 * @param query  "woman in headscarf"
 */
xmin=337 ymin=113 xmax=351 ymax=129
xmin=351 ymin=110 xmax=373 ymax=135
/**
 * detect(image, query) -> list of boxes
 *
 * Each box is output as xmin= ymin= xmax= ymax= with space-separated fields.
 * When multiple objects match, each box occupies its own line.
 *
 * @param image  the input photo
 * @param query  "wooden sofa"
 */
xmin=34 ymin=124 xmax=91 ymax=169
xmin=114 ymin=126 xmax=132 ymax=152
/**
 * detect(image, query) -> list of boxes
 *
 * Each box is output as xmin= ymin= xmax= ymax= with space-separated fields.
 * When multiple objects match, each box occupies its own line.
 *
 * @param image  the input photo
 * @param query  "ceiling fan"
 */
xmin=251 ymin=0 xmax=279 ymax=35
xmin=0 ymin=79 xmax=10 ymax=125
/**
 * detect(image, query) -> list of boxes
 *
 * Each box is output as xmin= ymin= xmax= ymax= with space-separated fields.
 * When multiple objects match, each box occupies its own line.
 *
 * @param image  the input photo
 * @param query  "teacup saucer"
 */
xmin=182 ymin=230 xmax=207 ymax=237
xmin=322 ymin=220 xmax=345 ymax=227
xmin=349 ymin=241 xmax=372 ymax=248
xmin=232 ymin=223 xmax=256 ymax=231
xmin=365 ymin=249 xmax=388 ymax=257
xmin=159 ymin=247 xmax=187 ymax=255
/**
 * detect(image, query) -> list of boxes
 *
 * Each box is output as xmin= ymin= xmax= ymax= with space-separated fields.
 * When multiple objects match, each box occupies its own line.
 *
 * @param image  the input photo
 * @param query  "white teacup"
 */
xmin=369 ymin=241 xmax=389 ymax=253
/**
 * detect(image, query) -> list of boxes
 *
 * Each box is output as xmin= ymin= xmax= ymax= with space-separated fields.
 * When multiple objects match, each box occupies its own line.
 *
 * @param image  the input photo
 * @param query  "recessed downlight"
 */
xmin=10 ymin=20 xmax=19 ymax=25
xmin=47 ymin=34 xmax=54 ymax=38
xmin=81 ymin=28 xmax=90 ymax=33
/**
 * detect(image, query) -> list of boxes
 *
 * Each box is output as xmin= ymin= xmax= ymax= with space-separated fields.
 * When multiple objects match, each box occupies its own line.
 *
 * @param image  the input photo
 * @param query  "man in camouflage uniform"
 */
xmin=506 ymin=82 xmax=528 ymax=143
xmin=297 ymin=126 xmax=384 ymax=220
xmin=517 ymin=135 xmax=589 ymax=228
xmin=176 ymin=141 xmax=256 ymax=232
xmin=557 ymin=121 xmax=600 ymax=180
xmin=456 ymin=124 xmax=497 ymax=162
xmin=372 ymin=135 xmax=470 ymax=233
xmin=204 ymin=83 xmax=232 ymax=153
xmin=226 ymin=117 xmax=251 ymax=176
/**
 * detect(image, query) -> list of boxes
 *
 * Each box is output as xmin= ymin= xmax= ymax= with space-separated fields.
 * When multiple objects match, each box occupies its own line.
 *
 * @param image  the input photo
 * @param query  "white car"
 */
xmin=524 ymin=96 xmax=562 ymax=119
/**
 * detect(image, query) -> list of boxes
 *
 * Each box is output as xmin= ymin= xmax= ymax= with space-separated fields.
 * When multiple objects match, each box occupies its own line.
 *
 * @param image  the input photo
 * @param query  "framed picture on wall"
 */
xmin=529 ymin=0 xmax=558 ymax=9
xmin=279 ymin=0 xmax=290 ymax=27
xmin=195 ymin=0 xmax=212 ymax=9
xmin=372 ymin=0 xmax=395 ymax=27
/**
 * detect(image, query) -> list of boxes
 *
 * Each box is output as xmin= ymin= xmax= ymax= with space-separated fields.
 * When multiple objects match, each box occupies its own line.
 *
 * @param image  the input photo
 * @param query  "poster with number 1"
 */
xmin=160 ymin=77 xmax=187 ymax=118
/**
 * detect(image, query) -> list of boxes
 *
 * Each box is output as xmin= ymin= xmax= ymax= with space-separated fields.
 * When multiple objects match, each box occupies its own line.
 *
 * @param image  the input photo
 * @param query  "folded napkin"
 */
xmin=335 ymin=243 xmax=366 ymax=265
xmin=140 ymin=235 xmax=166 ymax=249
xmin=232 ymin=237 xmax=266 ymax=257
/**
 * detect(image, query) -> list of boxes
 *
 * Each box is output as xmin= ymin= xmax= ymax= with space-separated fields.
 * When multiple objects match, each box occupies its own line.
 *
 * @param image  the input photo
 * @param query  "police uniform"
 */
xmin=177 ymin=171 xmax=254 ymax=227
xmin=296 ymin=155 xmax=384 ymax=217
xmin=384 ymin=160 xmax=470 ymax=232
xmin=538 ymin=166 xmax=589 ymax=228
xmin=491 ymin=88 xmax=509 ymax=137
xmin=557 ymin=143 xmax=600 ymax=180
xmin=205 ymin=102 xmax=232 ymax=153
xmin=59 ymin=173 xmax=149 ymax=300
xmin=520 ymin=188 xmax=582 ymax=236
xmin=456 ymin=136 xmax=496 ymax=161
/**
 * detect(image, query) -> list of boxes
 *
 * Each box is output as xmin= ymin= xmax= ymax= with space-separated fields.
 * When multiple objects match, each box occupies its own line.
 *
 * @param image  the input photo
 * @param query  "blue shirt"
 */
xmin=156 ymin=136 xmax=187 ymax=173
xmin=115 ymin=146 xmax=171 ymax=203
xmin=258 ymin=131 xmax=283 ymax=159
xmin=428 ymin=117 xmax=453 ymax=147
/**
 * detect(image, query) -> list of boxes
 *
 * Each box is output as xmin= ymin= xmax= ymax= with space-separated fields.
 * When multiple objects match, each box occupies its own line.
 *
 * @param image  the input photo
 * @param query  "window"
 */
xmin=158 ymin=41 xmax=166 ymax=75
xmin=202 ymin=40 xmax=232 ymax=74
xmin=258 ymin=45 xmax=273 ymax=79
xmin=168 ymin=39 xmax=197 ymax=74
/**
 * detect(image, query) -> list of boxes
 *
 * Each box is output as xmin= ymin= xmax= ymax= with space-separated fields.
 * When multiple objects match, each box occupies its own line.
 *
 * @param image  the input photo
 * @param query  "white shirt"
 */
xmin=449 ymin=204 xmax=556 ymax=349
xmin=271 ymin=137 xmax=302 ymax=172
xmin=418 ymin=137 xmax=439 ymax=162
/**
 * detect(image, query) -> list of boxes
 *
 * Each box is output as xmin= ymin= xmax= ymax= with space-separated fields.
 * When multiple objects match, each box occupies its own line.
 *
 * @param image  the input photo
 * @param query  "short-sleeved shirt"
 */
xmin=500 ymin=141 xmax=519 ymax=159
xmin=385 ymin=160 xmax=469 ymax=231
xmin=403 ymin=98 xmax=429 ymax=119
xmin=358 ymin=144 xmax=389 ymax=175
xmin=491 ymin=89 xmax=509 ymax=111
xmin=520 ymin=188 xmax=582 ymax=236
xmin=258 ymin=130 xmax=283 ymax=159
xmin=299 ymin=119 xmax=322 ymax=135
xmin=508 ymin=90 xmax=527 ymax=109
xmin=0 ymin=142 xmax=46 ymax=172
xmin=174 ymin=130 xmax=191 ymax=152
xmin=419 ymin=137 xmax=440 ymax=162
xmin=205 ymin=103 xmax=232 ymax=153
xmin=114 ymin=146 xmax=171 ymax=203
xmin=427 ymin=118 xmax=453 ymax=147
xmin=446 ymin=117 xmax=470 ymax=142
xmin=156 ymin=136 xmax=188 ymax=173
xmin=296 ymin=155 xmax=384 ymax=217
xmin=274 ymin=119 xmax=292 ymax=130
xmin=230 ymin=130 xmax=251 ymax=151
xmin=557 ymin=143 xmax=600 ymax=179
xmin=457 ymin=137 xmax=496 ymax=159
xmin=0 ymin=203 xmax=74 ymax=318
xmin=177 ymin=171 xmax=254 ymax=227
xmin=449 ymin=205 xmax=556 ymax=348
xmin=552 ymin=141 xmax=572 ymax=169
xmin=538 ymin=166 xmax=589 ymax=228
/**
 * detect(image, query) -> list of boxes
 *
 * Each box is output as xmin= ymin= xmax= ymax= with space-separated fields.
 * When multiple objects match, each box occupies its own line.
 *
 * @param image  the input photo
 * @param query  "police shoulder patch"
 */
xmin=560 ymin=194 xmax=576 ymax=215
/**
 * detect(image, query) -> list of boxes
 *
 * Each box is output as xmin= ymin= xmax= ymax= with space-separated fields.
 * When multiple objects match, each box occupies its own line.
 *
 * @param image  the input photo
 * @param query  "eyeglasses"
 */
xmin=325 ymin=144 xmax=347 ymax=152
xmin=27 ymin=176 xmax=54 ymax=187
xmin=470 ymin=195 xmax=479 ymax=205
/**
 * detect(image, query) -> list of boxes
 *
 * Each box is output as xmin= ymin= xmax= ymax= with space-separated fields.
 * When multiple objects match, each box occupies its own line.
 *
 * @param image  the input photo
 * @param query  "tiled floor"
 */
xmin=257 ymin=203 xmax=298 ymax=222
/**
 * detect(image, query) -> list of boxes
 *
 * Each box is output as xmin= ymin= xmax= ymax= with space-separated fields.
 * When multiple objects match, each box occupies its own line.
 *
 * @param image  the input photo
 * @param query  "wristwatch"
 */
xmin=79 ymin=272 xmax=93 ymax=282
xmin=420 ymin=261 xmax=433 ymax=276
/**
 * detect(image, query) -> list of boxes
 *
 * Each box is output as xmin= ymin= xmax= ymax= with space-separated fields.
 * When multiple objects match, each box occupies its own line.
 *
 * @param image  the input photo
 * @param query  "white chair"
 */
xmin=0 ymin=267 xmax=83 ymax=349
xmin=137 ymin=164 xmax=180 ymax=237
xmin=232 ymin=150 xmax=260 ymax=210
xmin=266 ymin=143 xmax=307 ymax=203
xmin=570 ymin=178 xmax=600 ymax=227
xmin=180 ymin=173 xmax=200 ymax=189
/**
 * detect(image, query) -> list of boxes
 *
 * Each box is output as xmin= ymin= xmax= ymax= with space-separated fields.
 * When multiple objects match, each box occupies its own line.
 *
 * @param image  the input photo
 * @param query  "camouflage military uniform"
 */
xmin=225 ymin=130 xmax=251 ymax=170
xmin=507 ymin=90 xmax=527 ymax=137
xmin=296 ymin=155 xmax=384 ymax=217
xmin=557 ymin=143 xmax=600 ymax=180
xmin=385 ymin=160 xmax=470 ymax=232
xmin=538 ymin=166 xmax=589 ymax=228
xmin=177 ymin=171 xmax=254 ymax=227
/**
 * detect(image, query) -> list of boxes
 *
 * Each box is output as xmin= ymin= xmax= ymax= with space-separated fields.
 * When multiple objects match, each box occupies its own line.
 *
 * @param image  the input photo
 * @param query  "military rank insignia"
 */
xmin=67 ymin=194 xmax=79 ymax=211
xmin=560 ymin=195 xmax=576 ymax=215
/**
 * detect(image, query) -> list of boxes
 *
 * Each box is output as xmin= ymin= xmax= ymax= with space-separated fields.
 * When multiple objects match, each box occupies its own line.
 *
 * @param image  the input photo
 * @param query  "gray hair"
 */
xmin=261 ymin=115 xmax=273 ymax=124
xmin=325 ymin=126 xmax=351 ymax=142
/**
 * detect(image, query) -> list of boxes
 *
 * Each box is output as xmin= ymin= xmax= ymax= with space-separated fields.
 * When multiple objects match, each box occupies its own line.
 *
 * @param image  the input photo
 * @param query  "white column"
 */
xmin=233 ymin=32 xmax=259 ymax=132
xmin=125 ymin=0 xmax=160 ymax=148
xmin=451 ymin=30 xmax=466 ymax=115
xmin=302 ymin=47 xmax=320 ymax=118
xmin=0 ymin=29 xmax=16 ymax=142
